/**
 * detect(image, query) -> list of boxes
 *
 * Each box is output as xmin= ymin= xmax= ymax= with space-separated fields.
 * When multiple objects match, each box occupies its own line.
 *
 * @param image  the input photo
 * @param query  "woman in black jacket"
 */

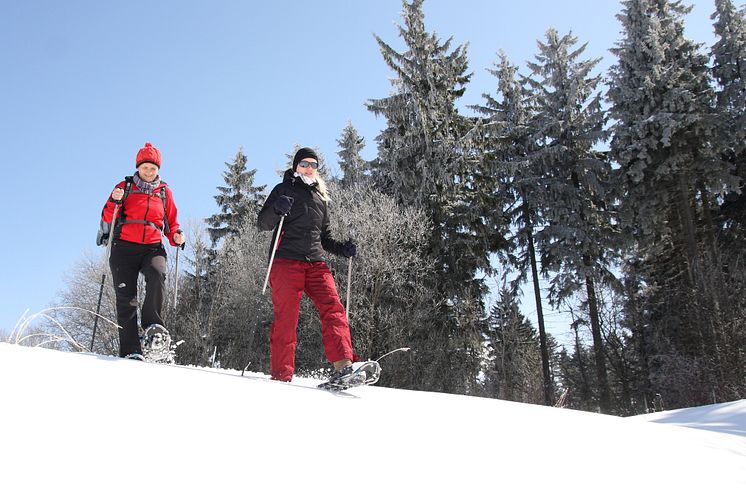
xmin=258 ymin=147 xmax=357 ymax=385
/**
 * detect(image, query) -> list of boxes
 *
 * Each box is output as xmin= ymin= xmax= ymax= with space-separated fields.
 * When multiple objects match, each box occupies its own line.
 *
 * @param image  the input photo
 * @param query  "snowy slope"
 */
xmin=1 ymin=342 xmax=744 ymax=496
xmin=632 ymin=398 xmax=746 ymax=438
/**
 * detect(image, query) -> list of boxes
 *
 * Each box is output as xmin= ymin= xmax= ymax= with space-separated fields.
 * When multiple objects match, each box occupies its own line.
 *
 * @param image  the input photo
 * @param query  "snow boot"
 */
xmin=327 ymin=365 xmax=355 ymax=387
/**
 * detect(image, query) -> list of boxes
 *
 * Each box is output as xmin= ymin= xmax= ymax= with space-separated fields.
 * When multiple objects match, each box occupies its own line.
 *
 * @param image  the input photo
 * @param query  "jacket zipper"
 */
xmin=142 ymin=193 xmax=152 ymax=243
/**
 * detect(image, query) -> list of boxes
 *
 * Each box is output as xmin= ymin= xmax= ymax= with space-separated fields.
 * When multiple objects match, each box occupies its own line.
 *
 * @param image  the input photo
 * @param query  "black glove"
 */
xmin=341 ymin=239 xmax=357 ymax=258
xmin=273 ymin=195 xmax=294 ymax=216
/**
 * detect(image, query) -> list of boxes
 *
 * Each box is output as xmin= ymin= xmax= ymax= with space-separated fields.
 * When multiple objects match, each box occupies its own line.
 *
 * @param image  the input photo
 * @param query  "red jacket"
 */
xmin=101 ymin=179 xmax=181 ymax=246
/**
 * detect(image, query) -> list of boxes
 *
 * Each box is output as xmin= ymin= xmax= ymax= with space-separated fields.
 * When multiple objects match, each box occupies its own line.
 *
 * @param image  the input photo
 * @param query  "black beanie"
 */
xmin=293 ymin=147 xmax=319 ymax=170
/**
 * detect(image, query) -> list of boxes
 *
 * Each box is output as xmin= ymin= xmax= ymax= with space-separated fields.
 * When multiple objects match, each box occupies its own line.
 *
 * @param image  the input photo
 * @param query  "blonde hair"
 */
xmin=290 ymin=169 xmax=330 ymax=202
xmin=315 ymin=174 xmax=330 ymax=202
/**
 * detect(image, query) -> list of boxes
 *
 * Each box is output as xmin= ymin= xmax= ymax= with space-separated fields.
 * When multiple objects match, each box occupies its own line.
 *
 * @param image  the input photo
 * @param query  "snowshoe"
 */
xmin=140 ymin=324 xmax=175 ymax=364
xmin=317 ymin=360 xmax=381 ymax=391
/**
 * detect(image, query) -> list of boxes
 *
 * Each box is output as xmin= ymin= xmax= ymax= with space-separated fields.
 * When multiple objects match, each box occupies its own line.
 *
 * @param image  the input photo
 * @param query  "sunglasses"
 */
xmin=297 ymin=160 xmax=319 ymax=169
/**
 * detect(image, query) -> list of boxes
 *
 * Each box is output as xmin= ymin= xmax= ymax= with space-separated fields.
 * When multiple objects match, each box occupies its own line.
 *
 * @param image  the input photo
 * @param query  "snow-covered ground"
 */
xmin=1 ymin=342 xmax=744 ymax=496
xmin=633 ymin=398 xmax=746 ymax=438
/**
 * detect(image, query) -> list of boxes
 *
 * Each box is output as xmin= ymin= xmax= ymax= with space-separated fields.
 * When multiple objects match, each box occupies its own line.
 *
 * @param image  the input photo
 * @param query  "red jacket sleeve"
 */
xmin=164 ymin=186 xmax=181 ymax=247
xmin=101 ymin=181 xmax=126 ymax=223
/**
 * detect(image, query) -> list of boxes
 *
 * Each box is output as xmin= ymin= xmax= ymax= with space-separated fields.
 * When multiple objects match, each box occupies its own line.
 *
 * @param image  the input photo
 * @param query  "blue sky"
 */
xmin=0 ymin=1 xmax=718 ymax=335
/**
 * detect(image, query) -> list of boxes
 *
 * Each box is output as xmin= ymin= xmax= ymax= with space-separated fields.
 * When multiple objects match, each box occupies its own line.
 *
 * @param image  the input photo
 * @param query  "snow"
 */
xmin=633 ymin=399 xmax=746 ymax=438
xmin=1 ymin=343 xmax=744 ymax=496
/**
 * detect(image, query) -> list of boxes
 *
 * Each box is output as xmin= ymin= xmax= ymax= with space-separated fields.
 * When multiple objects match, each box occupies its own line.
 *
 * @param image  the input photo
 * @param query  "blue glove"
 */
xmin=273 ymin=195 xmax=294 ymax=216
xmin=342 ymin=239 xmax=357 ymax=258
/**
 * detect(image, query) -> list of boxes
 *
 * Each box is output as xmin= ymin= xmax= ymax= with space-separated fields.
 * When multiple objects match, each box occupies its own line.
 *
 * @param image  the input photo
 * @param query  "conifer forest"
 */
xmin=49 ymin=0 xmax=746 ymax=415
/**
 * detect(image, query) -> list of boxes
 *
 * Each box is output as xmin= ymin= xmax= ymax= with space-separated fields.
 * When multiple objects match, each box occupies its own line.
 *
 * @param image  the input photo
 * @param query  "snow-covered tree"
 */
xmin=336 ymin=121 xmax=368 ymax=187
xmin=169 ymin=219 xmax=221 ymax=366
xmin=325 ymin=182 xmax=438 ymax=388
xmin=484 ymin=285 xmax=544 ymax=404
xmin=607 ymin=0 xmax=742 ymax=407
xmin=367 ymin=0 xmax=490 ymax=284
xmin=526 ymin=28 xmax=616 ymax=413
xmin=366 ymin=0 xmax=487 ymax=394
xmin=44 ymin=252 xmax=120 ymax=355
xmin=712 ymin=0 xmax=746 ymax=239
xmin=367 ymin=0 xmax=470 ymax=207
xmin=206 ymin=147 xmax=265 ymax=245
xmin=712 ymin=0 xmax=746 ymax=145
xmin=472 ymin=51 xmax=557 ymax=405
xmin=608 ymin=0 xmax=718 ymax=278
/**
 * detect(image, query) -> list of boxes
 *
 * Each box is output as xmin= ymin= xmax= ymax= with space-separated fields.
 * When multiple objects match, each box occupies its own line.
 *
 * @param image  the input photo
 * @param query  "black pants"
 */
xmin=109 ymin=239 xmax=168 ymax=357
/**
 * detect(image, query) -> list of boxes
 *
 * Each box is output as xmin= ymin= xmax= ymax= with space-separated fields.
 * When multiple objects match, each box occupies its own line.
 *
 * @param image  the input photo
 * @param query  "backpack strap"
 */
xmin=112 ymin=176 xmax=134 ymax=240
xmin=160 ymin=183 xmax=170 ymax=235
xmin=122 ymin=176 xmax=134 ymax=200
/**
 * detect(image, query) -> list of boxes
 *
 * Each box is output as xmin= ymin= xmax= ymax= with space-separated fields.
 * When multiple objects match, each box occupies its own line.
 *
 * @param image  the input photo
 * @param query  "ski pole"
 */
xmin=91 ymin=201 xmax=120 ymax=351
xmin=262 ymin=215 xmax=285 ymax=294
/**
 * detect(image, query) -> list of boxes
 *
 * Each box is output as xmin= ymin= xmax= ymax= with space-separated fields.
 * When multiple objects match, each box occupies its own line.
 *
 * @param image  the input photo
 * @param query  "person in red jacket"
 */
xmin=101 ymin=142 xmax=185 ymax=359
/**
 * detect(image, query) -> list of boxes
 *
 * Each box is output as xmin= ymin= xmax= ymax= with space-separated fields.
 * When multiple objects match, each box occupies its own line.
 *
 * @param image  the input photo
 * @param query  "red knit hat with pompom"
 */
xmin=136 ymin=142 xmax=161 ymax=168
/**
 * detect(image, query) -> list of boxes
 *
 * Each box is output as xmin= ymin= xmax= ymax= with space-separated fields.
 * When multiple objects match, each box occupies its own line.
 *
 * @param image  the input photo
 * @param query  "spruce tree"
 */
xmin=556 ymin=334 xmax=597 ymax=411
xmin=336 ymin=121 xmax=368 ymax=187
xmin=608 ymin=0 xmax=717 ymax=276
xmin=485 ymin=285 xmax=544 ymax=404
xmin=526 ymin=28 xmax=616 ymax=413
xmin=172 ymin=149 xmax=266 ymax=366
xmin=608 ymin=0 xmax=733 ymax=407
xmin=367 ymin=0 xmax=489 ymax=394
xmin=712 ymin=0 xmax=746 ymax=144
xmin=709 ymin=0 xmax=746 ymax=403
xmin=712 ymin=0 xmax=746 ymax=239
xmin=472 ymin=52 xmax=556 ymax=406
xmin=206 ymin=147 xmax=265 ymax=245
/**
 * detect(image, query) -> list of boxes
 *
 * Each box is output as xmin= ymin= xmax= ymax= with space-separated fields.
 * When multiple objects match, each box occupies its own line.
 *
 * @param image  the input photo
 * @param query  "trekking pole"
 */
xmin=91 ymin=201 xmax=120 ymax=351
xmin=173 ymin=243 xmax=183 ymax=307
xmin=345 ymin=256 xmax=353 ymax=319
xmin=90 ymin=274 xmax=106 ymax=351
xmin=262 ymin=215 xmax=285 ymax=294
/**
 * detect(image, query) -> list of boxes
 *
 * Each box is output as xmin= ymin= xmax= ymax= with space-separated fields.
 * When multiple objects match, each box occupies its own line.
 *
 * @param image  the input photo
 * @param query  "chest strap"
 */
xmin=120 ymin=219 xmax=164 ymax=231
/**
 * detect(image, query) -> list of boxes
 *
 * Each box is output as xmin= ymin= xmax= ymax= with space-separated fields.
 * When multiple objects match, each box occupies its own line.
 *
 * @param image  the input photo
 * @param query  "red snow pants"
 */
xmin=268 ymin=258 xmax=353 ymax=381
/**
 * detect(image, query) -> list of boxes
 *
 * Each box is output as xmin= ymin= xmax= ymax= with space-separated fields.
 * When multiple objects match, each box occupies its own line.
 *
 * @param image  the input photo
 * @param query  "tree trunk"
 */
xmin=624 ymin=266 xmax=653 ymax=409
xmin=585 ymin=275 xmax=611 ymax=413
xmin=677 ymin=173 xmax=699 ymax=286
xmin=525 ymin=203 xmax=554 ymax=406
xmin=574 ymin=327 xmax=592 ymax=408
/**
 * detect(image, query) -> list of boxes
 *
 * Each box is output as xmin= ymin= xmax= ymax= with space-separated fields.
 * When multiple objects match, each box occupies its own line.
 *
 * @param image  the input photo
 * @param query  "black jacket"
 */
xmin=258 ymin=169 xmax=345 ymax=262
